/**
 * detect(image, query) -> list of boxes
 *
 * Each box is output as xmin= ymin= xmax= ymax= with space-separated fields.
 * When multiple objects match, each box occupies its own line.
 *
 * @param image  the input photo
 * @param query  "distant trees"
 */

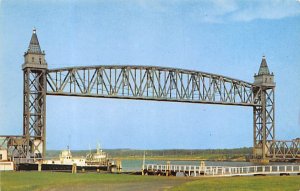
xmin=46 ymin=147 xmax=252 ymax=159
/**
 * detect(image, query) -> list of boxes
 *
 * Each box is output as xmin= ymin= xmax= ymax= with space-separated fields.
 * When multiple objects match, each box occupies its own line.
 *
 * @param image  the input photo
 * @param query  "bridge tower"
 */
xmin=22 ymin=28 xmax=47 ymax=160
xmin=253 ymin=56 xmax=275 ymax=161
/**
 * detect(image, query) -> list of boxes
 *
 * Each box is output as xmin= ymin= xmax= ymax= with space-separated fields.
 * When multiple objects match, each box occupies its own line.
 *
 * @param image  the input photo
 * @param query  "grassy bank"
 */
xmin=170 ymin=176 xmax=300 ymax=191
xmin=0 ymin=171 xmax=188 ymax=191
xmin=1 ymin=171 xmax=300 ymax=191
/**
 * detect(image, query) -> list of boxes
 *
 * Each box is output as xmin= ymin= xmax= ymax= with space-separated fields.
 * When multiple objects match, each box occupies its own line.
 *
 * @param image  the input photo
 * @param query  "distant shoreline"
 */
xmin=46 ymin=147 xmax=251 ymax=162
xmin=113 ymin=157 xmax=246 ymax=162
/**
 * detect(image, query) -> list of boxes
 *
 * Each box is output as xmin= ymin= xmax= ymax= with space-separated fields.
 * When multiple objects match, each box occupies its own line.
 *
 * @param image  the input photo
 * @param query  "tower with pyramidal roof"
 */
xmin=22 ymin=28 xmax=47 ymax=160
xmin=254 ymin=56 xmax=275 ymax=87
xmin=252 ymin=56 xmax=275 ymax=162
xmin=23 ymin=28 xmax=47 ymax=69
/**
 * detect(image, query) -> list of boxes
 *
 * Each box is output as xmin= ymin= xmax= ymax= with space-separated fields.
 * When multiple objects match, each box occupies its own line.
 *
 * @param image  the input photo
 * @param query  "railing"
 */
xmin=144 ymin=164 xmax=300 ymax=177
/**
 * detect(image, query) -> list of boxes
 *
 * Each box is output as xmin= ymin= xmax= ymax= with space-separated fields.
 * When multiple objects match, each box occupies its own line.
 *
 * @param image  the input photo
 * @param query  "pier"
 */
xmin=143 ymin=164 xmax=300 ymax=177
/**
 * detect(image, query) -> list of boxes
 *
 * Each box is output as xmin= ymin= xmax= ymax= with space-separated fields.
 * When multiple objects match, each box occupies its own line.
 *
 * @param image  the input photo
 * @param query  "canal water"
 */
xmin=121 ymin=159 xmax=297 ymax=172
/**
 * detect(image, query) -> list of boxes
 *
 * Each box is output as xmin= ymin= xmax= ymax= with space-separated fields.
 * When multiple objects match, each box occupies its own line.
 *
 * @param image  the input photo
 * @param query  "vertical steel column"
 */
xmin=253 ymin=86 xmax=275 ymax=159
xmin=261 ymin=89 xmax=267 ymax=159
xmin=23 ymin=68 xmax=47 ymax=160
xmin=265 ymin=88 xmax=275 ymax=157
xmin=253 ymin=87 xmax=263 ymax=158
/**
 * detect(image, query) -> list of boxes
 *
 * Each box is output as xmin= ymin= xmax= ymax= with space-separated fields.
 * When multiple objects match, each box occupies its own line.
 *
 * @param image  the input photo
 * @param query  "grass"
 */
xmin=1 ymin=171 xmax=300 ymax=191
xmin=170 ymin=176 xmax=300 ymax=191
xmin=0 ymin=171 xmax=188 ymax=191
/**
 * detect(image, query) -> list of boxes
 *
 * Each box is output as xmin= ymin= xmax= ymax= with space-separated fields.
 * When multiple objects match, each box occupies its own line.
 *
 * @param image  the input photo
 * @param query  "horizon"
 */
xmin=47 ymin=147 xmax=253 ymax=151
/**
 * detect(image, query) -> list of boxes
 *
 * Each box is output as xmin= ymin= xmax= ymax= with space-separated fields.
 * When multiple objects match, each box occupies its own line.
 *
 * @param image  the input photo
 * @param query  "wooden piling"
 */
xmin=72 ymin=163 xmax=77 ymax=174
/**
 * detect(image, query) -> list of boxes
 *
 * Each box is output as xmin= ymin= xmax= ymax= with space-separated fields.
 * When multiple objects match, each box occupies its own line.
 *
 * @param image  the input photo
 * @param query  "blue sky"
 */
xmin=0 ymin=0 xmax=299 ymax=150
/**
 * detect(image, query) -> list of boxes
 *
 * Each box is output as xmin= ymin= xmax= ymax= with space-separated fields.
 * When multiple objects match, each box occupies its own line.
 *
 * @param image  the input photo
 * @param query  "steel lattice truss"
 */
xmin=269 ymin=140 xmax=300 ymax=159
xmin=0 ymin=136 xmax=26 ymax=158
xmin=46 ymin=66 xmax=256 ymax=106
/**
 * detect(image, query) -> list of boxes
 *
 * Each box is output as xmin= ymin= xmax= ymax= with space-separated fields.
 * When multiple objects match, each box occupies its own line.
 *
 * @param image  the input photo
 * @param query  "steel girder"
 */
xmin=23 ymin=68 xmax=46 ymax=160
xmin=46 ymin=66 xmax=256 ymax=106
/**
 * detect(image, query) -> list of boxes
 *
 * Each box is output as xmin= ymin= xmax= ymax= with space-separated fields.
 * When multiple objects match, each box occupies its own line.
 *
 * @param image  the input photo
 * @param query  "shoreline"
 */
xmin=114 ymin=157 xmax=247 ymax=162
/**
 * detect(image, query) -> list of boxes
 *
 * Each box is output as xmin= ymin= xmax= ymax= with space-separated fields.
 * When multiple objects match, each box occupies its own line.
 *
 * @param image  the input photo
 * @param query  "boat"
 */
xmin=86 ymin=144 xmax=109 ymax=165
xmin=17 ymin=145 xmax=120 ymax=172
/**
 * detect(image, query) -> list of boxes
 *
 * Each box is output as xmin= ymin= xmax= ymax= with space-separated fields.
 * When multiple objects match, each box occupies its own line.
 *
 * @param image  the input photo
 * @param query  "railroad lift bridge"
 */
xmin=1 ymin=29 xmax=299 ymax=164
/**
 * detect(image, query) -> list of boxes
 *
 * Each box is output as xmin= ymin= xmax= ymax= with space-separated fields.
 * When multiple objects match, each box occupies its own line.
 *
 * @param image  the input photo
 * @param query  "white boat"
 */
xmin=44 ymin=145 xmax=110 ymax=166
xmin=86 ymin=144 xmax=109 ymax=165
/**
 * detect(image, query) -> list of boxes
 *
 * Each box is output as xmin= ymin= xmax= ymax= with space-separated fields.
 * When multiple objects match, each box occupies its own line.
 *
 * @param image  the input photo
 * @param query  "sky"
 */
xmin=0 ymin=0 xmax=299 ymax=150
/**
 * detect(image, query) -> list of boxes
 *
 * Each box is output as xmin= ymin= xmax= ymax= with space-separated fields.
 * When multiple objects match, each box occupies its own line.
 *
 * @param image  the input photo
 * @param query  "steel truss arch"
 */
xmin=46 ymin=65 xmax=258 ymax=107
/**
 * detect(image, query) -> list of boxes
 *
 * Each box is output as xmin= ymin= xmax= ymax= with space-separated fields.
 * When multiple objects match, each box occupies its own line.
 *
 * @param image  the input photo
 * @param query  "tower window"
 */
xmin=32 ymin=57 xmax=34 ymax=62
xmin=39 ymin=58 xmax=42 ymax=64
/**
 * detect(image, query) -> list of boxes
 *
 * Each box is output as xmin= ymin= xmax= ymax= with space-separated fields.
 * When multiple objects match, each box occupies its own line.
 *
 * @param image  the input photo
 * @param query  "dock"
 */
xmin=143 ymin=164 xmax=300 ymax=177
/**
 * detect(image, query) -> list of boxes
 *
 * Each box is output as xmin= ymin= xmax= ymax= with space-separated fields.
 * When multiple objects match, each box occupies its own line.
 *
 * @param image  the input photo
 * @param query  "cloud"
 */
xmin=136 ymin=0 xmax=300 ymax=23
xmin=189 ymin=0 xmax=239 ymax=23
xmin=230 ymin=0 xmax=300 ymax=22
